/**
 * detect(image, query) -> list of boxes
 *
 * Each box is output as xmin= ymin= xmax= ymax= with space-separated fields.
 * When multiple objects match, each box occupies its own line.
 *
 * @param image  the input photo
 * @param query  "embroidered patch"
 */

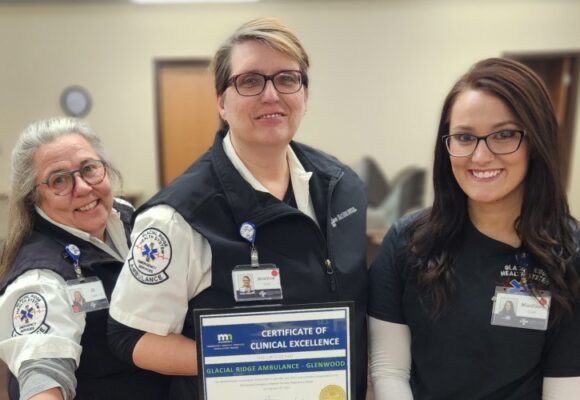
xmin=129 ymin=228 xmax=172 ymax=285
xmin=12 ymin=293 xmax=50 ymax=336
xmin=330 ymin=206 xmax=358 ymax=228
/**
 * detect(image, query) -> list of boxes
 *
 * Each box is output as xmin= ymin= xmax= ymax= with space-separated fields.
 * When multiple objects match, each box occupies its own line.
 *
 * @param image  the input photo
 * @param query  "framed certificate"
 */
xmin=194 ymin=302 xmax=354 ymax=400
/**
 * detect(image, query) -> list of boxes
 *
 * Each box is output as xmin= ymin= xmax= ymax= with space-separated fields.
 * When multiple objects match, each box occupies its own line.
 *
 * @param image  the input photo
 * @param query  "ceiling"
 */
xmin=0 ymin=0 xmax=375 ymax=4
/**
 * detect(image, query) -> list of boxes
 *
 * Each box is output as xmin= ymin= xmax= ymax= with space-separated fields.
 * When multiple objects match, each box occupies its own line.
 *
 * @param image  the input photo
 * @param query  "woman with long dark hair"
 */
xmin=368 ymin=58 xmax=580 ymax=399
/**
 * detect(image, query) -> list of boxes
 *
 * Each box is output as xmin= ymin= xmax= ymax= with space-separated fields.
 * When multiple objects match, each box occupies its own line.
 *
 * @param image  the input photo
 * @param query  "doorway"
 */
xmin=155 ymin=59 xmax=219 ymax=187
xmin=504 ymin=52 xmax=580 ymax=189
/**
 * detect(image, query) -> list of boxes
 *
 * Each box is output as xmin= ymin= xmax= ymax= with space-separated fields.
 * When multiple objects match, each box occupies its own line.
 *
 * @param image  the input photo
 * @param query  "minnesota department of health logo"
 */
xmin=129 ymin=228 xmax=172 ymax=285
xmin=12 ymin=293 xmax=50 ymax=336
xmin=217 ymin=333 xmax=233 ymax=343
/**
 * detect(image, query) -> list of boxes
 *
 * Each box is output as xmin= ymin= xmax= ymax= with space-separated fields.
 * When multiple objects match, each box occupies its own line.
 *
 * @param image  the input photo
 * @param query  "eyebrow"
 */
xmin=43 ymin=159 xmax=99 ymax=178
xmin=450 ymin=120 xmax=521 ymax=132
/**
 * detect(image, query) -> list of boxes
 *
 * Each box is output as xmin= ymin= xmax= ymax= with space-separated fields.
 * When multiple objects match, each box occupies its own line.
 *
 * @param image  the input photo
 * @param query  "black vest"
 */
xmin=139 ymin=131 xmax=368 ymax=399
xmin=1 ymin=201 xmax=170 ymax=400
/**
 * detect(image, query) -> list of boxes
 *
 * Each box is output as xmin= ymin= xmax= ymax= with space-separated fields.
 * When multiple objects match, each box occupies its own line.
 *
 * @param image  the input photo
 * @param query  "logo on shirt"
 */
xmin=499 ymin=263 xmax=551 ymax=289
xmin=129 ymin=228 xmax=172 ymax=285
xmin=330 ymin=206 xmax=358 ymax=228
xmin=12 ymin=293 xmax=50 ymax=336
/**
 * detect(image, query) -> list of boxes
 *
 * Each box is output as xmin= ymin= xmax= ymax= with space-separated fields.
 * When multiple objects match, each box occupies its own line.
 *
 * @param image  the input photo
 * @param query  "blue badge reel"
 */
xmin=64 ymin=244 xmax=110 ymax=313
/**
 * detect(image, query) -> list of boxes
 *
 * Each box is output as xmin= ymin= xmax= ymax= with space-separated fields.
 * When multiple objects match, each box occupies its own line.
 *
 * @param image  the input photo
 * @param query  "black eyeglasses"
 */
xmin=227 ymin=70 xmax=304 ymax=96
xmin=36 ymin=160 xmax=107 ymax=196
xmin=442 ymin=130 xmax=526 ymax=157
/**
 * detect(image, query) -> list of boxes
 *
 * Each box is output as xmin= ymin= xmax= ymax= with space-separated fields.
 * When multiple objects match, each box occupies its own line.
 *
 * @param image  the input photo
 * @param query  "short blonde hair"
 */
xmin=213 ymin=17 xmax=310 ymax=98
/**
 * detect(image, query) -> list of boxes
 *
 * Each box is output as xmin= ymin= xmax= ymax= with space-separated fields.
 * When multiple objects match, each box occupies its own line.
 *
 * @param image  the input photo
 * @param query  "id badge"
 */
xmin=66 ymin=276 xmax=110 ymax=313
xmin=232 ymin=264 xmax=283 ymax=302
xmin=490 ymin=286 xmax=551 ymax=330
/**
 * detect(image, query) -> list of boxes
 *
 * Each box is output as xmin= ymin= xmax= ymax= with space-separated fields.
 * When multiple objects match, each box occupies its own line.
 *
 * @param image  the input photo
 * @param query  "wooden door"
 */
xmin=505 ymin=53 xmax=579 ymax=189
xmin=155 ymin=60 xmax=219 ymax=187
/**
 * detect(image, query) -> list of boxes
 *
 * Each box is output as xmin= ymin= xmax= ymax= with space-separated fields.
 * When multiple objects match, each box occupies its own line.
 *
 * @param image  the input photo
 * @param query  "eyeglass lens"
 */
xmin=234 ymin=71 xmax=302 ymax=96
xmin=47 ymin=160 xmax=106 ymax=195
xmin=445 ymin=130 xmax=524 ymax=156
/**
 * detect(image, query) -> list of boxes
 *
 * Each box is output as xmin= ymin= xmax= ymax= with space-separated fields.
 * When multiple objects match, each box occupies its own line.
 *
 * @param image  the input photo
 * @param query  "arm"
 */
xmin=18 ymin=358 xmax=76 ymax=400
xmin=108 ymin=206 xmax=212 ymax=373
xmin=543 ymin=377 xmax=580 ymax=399
xmin=29 ymin=388 xmax=64 ymax=400
xmin=0 ymin=270 xmax=84 ymax=400
xmin=107 ymin=316 xmax=198 ymax=376
xmin=369 ymin=317 xmax=413 ymax=400
xmin=133 ymin=332 xmax=198 ymax=376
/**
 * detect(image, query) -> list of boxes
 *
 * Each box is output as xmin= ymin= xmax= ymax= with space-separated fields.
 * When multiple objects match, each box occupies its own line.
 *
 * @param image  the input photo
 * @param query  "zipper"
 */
xmin=324 ymin=259 xmax=337 ymax=292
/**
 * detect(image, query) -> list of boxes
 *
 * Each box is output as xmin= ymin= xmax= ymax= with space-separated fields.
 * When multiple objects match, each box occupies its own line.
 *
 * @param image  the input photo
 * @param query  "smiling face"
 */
xmin=448 ymin=89 xmax=529 ymax=212
xmin=217 ymin=40 xmax=308 ymax=153
xmin=34 ymin=133 xmax=112 ymax=240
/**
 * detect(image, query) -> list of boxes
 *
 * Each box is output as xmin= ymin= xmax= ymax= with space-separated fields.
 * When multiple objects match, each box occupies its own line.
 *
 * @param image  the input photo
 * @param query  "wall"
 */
xmin=1 ymin=0 xmax=580 ymax=240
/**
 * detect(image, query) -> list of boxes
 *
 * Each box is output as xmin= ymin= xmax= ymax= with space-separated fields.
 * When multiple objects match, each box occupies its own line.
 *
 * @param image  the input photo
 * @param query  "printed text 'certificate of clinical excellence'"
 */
xmin=194 ymin=303 xmax=354 ymax=400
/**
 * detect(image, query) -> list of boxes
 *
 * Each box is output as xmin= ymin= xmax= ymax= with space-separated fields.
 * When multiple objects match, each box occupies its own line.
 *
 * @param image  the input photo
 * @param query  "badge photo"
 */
xmin=66 ymin=276 xmax=109 ymax=313
xmin=490 ymin=287 xmax=551 ymax=331
xmin=232 ymin=265 xmax=283 ymax=302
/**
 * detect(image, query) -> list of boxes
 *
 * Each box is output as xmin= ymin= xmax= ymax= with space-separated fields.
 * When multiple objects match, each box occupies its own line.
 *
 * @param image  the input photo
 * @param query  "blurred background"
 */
xmin=1 ymin=1 xmax=580 ymax=397
xmin=1 ymin=0 xmax=580 ymax=237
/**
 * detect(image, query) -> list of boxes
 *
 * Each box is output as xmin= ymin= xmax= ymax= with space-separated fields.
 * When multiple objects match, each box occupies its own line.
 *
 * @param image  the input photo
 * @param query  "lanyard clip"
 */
xmin=65 ymin=244 xmax=84 ymax=280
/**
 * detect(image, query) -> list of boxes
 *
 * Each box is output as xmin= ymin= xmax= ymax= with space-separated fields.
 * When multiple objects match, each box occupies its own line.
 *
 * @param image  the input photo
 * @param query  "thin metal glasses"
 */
xmin=36 ymin=159 xmax=107 ymax=196
xmin=442 ymin=130 xmax=526 ymax=157
xmin=227 ymin=70 xmax=304 ymax=96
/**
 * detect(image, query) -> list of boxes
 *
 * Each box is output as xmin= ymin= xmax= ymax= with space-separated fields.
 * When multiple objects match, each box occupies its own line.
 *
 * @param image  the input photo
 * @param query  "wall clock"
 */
xmin=60 ymin=85 xmax=92 ymax=117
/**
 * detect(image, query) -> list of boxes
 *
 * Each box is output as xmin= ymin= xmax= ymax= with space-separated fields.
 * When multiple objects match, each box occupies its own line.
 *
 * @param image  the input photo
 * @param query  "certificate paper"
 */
xmin=194 ymin=303 xmax=354 ymax=400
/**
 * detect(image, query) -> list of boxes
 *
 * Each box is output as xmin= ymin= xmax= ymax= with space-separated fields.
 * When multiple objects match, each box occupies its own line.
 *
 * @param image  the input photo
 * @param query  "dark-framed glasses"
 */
xmin=36 ymin=159 xmax=107 ymax=196
xmin=227 ymin=70 xmax=304 ymax=96
xmin=442 ymin=130 xmax=526 ymax=157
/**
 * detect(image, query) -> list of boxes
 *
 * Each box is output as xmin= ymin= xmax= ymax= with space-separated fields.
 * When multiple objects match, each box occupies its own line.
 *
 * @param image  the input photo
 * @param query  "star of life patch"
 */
xmin=12 ymin=292 xmax=50 ymax=336
xmin=129 ymin=228 xmax=172 ymax=285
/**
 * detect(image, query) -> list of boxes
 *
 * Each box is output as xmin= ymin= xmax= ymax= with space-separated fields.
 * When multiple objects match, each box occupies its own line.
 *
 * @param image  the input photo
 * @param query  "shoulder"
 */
xmin=137 ymin=151 xmax=220 ymax=220
xmin=1 ymin=232 xmax=71 ymax=292
xmin=292 ymin=141 xmax=346 ymax=171
xmin=388 ymin=209 xmax=425 ymax=242
xmin=373 ymin=209 xmax=425 ymax=265
xmin=1 ymin=270 xmax=66 ymax=325
xmin=291 ymin=141 xmax=364 ymax=188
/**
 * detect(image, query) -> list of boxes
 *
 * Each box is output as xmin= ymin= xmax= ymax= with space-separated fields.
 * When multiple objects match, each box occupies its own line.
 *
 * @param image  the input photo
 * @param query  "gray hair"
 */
xmin=0 ymin=117 xmax=120 ymax=279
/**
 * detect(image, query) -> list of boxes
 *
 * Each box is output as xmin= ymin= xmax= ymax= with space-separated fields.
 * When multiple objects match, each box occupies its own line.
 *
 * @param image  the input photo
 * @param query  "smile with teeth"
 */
xmin=78 ymin=200 xmax=98 ymax=211
xmin=471 ymin=169 xmax=501 ymax=179
xmin=257 ymin=113 xmax=284 ymax=119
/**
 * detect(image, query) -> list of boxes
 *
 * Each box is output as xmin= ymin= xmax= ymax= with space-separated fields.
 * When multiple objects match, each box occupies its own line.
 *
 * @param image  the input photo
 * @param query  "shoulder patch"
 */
xmin=129 ymin=228 xmax=172 ymax=285
xmin=12 ymin=293 xmax=50 ymax=336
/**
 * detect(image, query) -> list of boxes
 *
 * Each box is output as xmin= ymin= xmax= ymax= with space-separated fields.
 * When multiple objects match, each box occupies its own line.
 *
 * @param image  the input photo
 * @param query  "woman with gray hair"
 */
xmin=0 ymin=118 xmax=169 ymax=399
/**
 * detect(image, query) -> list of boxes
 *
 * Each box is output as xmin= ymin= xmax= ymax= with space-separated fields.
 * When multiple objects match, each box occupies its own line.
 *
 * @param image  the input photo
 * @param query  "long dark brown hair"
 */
xmin=410 ymin=58 xmax=579 ymax=320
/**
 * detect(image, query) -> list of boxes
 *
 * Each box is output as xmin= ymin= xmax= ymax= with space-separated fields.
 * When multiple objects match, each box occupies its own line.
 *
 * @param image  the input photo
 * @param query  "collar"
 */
xmin=35 ymin=204 xmax=128 ymax=261
xmin=222 ymin=132 xmax=317 ymax=223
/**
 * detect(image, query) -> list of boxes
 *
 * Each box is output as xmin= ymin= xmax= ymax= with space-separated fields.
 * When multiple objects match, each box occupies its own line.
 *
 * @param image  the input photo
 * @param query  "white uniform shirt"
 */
xmin=0 ymin=202 xmax=130 ymax=376
xmin=109 ymin=133 xmax=316 ymax=336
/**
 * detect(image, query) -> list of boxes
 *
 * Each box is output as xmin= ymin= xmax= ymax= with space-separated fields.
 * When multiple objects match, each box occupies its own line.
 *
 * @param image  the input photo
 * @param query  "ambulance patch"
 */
xmin=129 ymin=228 xmax=172 ymax=285
xmin=12 ymin=293 xmax=50 ymax=336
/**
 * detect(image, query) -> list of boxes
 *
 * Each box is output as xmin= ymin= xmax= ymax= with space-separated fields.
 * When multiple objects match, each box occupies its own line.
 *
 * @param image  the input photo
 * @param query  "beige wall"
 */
xmin=1 ymin=0 xmax=580 ymax=240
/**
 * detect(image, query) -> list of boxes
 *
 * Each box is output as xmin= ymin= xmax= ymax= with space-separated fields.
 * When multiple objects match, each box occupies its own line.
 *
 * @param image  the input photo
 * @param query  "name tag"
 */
xmin=490 ymin=286 xmax=551 ymax=330
xmin=232 ymin=264 xmax=283 ymax=302
xmin=66 ymin=276 xmax=109 ymax=314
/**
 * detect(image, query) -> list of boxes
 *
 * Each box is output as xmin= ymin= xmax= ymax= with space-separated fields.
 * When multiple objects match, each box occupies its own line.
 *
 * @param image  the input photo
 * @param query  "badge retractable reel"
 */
xmin=232 ymin=222 xmax=283 ymax=302
xmin=64 ymin=244 xmax=110 ymax=314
